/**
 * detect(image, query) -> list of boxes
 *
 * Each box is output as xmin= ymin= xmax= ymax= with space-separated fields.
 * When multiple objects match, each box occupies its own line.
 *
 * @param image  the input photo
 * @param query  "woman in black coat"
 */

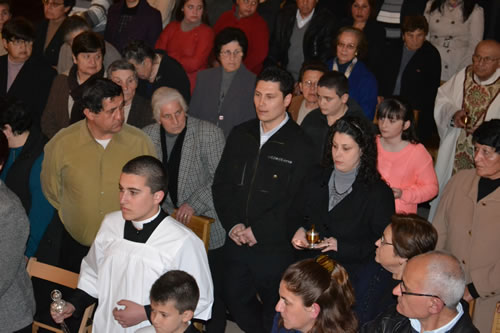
xmin=292 ymin=116 xmax=395 ymax=325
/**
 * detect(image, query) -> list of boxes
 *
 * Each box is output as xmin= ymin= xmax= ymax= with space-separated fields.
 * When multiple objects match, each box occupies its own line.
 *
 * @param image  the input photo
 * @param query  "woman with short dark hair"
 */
xmin=188 ymin=27 xmax=255 ymax=137
xmin=41 ymin=31 xmax=105 ymax=138
xmin=375 ymin=214 xmax=437 ymax=279
xmin=377 ymin=15 xmax=441 ymax=144
xmin=433 ymin=119 xmax=500 ymax=332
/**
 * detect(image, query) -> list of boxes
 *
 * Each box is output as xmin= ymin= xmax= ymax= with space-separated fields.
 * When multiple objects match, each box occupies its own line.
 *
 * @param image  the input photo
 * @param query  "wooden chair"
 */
xmin=493 ymin=302 xmax=500 ymax=333
xmin=27 ymin=258 xmax=95 ymax=333
xmin=172 ymin=210 xmax=214 ymax=251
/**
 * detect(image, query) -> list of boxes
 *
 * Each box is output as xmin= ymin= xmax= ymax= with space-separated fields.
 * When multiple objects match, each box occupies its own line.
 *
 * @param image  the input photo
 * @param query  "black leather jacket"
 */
xmin=267 ymin=5 xmax=337 ymax=68
xmin=361 ymin=303 xmax=479 ymax=333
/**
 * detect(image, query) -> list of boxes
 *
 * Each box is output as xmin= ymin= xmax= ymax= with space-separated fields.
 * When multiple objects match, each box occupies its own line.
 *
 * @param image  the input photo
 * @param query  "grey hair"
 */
xmin=107 ymin=59 xmax=138 ymax=82
xmin=421 ymin=251 xmax=466 ymax=309
xmin=151 ymin=87 xmax=188 ymax=122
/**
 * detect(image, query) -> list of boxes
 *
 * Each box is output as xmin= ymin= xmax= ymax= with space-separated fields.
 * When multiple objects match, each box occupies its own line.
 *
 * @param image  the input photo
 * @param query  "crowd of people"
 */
xmin=0 ymin=0 xmax=499 ymax=332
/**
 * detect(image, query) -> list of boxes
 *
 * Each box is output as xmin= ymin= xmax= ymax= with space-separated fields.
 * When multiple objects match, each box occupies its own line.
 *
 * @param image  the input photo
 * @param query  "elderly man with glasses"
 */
xmin=362 ymin=251 xmax=479 ymax=332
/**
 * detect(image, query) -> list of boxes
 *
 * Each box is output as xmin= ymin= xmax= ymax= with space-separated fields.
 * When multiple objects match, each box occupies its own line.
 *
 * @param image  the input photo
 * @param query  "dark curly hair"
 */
xmin=322 ymin=116 xmax=380 ymax=185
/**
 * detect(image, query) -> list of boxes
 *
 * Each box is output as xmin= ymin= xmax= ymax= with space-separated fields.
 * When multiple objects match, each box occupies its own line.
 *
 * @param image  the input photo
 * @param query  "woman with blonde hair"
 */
xmin=273 ymin=255 xmax=358 ymax=333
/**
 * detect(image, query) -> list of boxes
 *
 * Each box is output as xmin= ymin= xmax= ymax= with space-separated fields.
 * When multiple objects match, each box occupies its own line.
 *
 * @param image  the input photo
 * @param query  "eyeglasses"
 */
xmin=303 ymin=80 xmax=318 ymax=88
xmin=380 ymin=234 xmax=393 ymax=246
xmin=399 ymin=280 xmax=446 ymax=306
xmin=42 ymin=0 xmax=65 ymax=8
xmin=8 ymin=39 xmax=34 ymax=47
xmin=337 ymin=42 xmax=357 ymax=50
xmin=220 ymin=49 xmax=243 ymax=58
xmin=472 ymin=54 xmax=498 ymax=64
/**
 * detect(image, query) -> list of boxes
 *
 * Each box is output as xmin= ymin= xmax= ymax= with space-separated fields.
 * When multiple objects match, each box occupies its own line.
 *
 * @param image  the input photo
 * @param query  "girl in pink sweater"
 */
xmin=376 ymin=98 xmax=438 ymax=213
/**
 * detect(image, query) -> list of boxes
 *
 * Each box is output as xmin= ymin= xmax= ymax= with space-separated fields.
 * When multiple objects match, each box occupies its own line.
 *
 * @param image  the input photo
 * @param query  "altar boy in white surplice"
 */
xmin=50 ymin=155 xmax=213 ymax=332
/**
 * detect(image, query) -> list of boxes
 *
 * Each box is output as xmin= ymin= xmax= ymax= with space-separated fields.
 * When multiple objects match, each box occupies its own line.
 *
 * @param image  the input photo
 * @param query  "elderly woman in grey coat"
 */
xmin=0 ymin=131 xmax=35 ymax=333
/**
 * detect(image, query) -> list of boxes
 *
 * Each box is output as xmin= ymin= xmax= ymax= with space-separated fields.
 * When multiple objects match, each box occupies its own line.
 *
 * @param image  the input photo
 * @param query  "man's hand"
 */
xmin=229 ymin=224 xmax=246 ymax=245
xmin=237 ymin=226 xmax=257 ymax=246
xmin=112 ymin=300 xmax=147 ymax=328
xmin=452 ymin=110 xmax=468 ymax=129
xmin=50 ymin=302 xmax=75 ymax=323
xmin=176 ymin=203 xmax=195 ymax=225
xmin=291 ymin=227 xmax=308 ymax=250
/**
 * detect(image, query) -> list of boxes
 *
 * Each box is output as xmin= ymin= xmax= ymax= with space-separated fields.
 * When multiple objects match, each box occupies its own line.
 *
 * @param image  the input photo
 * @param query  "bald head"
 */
xmin=410 ymin=251 xmax=465 ymax=309
xmin=472 ymin=40 xmax=500 ymax=81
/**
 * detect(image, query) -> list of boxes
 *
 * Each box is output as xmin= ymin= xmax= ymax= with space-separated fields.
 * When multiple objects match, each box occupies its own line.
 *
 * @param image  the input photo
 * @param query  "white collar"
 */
xmin=131 ymin=207 xmax=161 ymax=230
xmin=409 ymin=302 xmax=464 ymax=333
xmin=296 ymin=8 xmax=315 ymax=28
xmin=260 ymin=113 xmax=289 ymax=147
xmin=473 ymin=68 xmax=500 ymax=85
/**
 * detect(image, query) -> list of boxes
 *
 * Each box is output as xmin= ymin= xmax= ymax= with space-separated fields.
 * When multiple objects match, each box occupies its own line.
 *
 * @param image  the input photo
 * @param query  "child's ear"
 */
xmin=403 ymin=120 xmax=411 ymax=131
xmin=181 ymin=310 xmax=194 ymax=323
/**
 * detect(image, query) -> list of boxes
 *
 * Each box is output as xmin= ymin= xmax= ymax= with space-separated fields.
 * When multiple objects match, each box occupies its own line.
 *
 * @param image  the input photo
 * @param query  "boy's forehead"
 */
xmin=120 ymin=172 xmax=148 ymax=186
xmin=151 ymin=299 xmax=179 ymax=312
xmin=318 ymin=85 xmax=339 ymax=96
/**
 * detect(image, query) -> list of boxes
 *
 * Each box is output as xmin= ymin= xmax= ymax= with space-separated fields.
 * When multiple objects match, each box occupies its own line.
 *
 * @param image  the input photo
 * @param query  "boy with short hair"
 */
xmin=301 ymin=71 xmax=371 ymax=164
xmin=136 ymin=270 xmax=201 ymax=333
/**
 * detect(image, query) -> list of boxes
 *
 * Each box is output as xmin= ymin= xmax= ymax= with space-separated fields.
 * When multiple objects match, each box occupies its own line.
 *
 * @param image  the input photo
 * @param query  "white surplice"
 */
xmin=78 ymin=211 xmax=213 ymax=332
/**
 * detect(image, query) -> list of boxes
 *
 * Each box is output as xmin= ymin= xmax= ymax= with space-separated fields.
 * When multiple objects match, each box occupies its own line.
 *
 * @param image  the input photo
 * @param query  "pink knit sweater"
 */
xmin=376 ymin=136 xmax=438 ymax=214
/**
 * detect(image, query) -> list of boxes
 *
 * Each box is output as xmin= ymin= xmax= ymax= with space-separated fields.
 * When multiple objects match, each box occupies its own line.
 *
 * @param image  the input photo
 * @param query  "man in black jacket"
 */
xmin=267 ymin=0 xmax=337 ymax=80
xmin=362 ymin=251 xmax=479 ymax=333
xmin=212 ymin=67 xmax=314 ymax=332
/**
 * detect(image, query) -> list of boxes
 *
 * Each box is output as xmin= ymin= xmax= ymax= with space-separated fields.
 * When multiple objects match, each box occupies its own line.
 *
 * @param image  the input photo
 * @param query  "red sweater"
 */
xmin=214 ymin=6 xmax=269 ymax=75
xmin=156 ymin=21 xmax=214 ymax=92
